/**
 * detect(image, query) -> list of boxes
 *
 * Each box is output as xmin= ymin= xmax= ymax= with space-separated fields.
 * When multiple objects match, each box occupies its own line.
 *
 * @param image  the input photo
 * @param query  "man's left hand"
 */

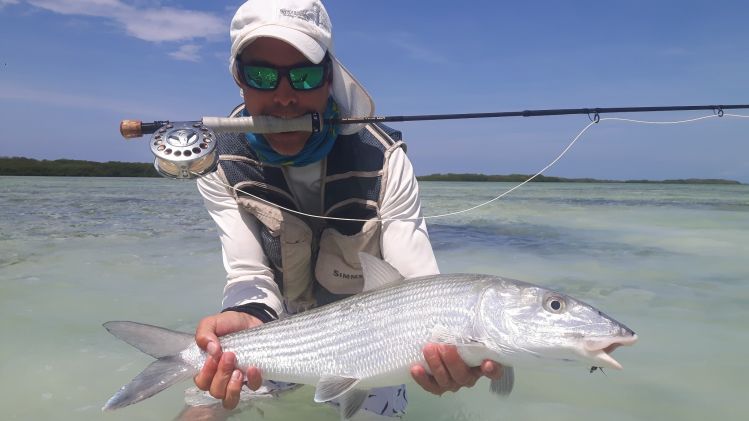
xmin=411 ymin=343 xmax=503 ymax=395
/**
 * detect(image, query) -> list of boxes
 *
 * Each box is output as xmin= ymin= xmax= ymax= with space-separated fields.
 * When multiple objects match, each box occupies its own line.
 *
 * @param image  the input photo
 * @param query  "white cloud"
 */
xmin=27 ymin=0 xmax=128 ymax=16
xmin=121 ymin=7 xmax=225 ymax=42
xmin=0 ymin=0 xmax=20 ymax=8
xmin=26 ymin=0 xmax=225 ymax=42
xmin=0 ymin=83 xmax=171 ymax=116
xmin=169 ymin=44 xmax=201 ymax=62
xmin=351 ymin=30 xmax=448 ymax=64
xmin=390 ymin=38 xmax=447 ymax=63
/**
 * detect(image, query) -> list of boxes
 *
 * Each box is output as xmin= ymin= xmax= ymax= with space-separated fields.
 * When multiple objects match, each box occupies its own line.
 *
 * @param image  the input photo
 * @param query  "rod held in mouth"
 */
xmin=202 ymin=113 xmax=319 ymax=134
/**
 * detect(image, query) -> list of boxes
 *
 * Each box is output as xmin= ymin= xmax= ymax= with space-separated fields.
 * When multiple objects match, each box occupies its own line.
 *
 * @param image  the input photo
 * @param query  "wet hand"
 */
xmin=411 ymin=343 xmax=503 ymax=395
xmin=193 ymin=311 xmax=264 ymax=409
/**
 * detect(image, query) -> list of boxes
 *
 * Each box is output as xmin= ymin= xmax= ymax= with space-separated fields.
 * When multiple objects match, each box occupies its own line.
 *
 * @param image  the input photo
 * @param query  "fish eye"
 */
xmin=543 ymin=294 xmax=566 ymax=313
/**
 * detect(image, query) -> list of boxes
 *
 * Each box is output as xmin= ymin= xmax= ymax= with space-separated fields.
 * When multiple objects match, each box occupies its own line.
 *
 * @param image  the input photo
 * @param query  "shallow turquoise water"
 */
xmin=1 ymin=177 xmax=747 ymax=420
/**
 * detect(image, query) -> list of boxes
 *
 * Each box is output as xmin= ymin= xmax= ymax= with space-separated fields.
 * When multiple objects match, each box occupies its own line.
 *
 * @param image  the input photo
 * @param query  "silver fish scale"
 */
xmin=218 ymin=274 xmax=492 ymax=381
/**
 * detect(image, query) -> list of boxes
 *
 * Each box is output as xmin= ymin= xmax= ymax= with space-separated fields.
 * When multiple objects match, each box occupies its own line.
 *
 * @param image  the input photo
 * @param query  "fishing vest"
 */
xmin=214 ymin=104 xmax=405 ymax=312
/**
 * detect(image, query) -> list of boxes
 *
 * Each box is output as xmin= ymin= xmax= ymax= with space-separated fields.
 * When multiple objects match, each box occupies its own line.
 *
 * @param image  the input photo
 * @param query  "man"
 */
xmin=193 ymin=0 xmax=502 ymax=416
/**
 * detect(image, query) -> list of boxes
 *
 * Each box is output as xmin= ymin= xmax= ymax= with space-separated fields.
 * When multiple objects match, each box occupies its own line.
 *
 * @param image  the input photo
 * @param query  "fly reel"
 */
xmin=119 ymin=112 xmax=320 ymax=179
xmin=149 ymin=122 xmax=218 ymax=179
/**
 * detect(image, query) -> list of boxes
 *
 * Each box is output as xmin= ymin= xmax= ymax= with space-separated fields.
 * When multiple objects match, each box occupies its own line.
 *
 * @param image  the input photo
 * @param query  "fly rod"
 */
xmin=121 ymin=103 xmax=749 ymax=139
xmin=333 ymin=104 xmax=747 ymax=125
xmin=118 ymin=103 xmax=748 ymax=179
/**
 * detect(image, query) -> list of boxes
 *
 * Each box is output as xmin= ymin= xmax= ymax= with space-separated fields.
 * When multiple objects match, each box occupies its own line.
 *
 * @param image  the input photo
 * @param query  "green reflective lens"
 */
xmin=240 ymin=62 xmax=327 ymax=91
xmin=289 ymin=66 xmax=325 ymax=90
xmin=244 ymin=66 xmax=279 ymax=90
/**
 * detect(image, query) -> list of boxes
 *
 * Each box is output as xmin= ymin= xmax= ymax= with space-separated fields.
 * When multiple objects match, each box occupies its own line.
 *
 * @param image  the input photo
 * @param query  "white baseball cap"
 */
xmin=229 ymin=0 xmax=375 ymax=135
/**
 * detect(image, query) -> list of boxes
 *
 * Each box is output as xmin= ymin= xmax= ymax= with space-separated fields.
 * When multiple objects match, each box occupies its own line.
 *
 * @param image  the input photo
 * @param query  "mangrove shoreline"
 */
xmin=0 ymin=157 xmax=742 ymax=184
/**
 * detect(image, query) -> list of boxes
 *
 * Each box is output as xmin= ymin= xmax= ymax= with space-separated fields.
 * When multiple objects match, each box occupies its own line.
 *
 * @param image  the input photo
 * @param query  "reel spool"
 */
xmin=149 ymin=121 xmax=218 ymax=179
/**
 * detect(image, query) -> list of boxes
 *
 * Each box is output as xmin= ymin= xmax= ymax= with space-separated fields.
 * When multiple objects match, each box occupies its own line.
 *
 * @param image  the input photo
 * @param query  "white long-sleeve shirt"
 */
xmin=197 ymin=147 xmax=439 ymax=316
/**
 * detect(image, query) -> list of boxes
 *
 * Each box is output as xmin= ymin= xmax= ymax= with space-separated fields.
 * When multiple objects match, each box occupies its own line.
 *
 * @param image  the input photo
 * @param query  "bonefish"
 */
xmin=103 ymin=253 xmax=637 ymax=418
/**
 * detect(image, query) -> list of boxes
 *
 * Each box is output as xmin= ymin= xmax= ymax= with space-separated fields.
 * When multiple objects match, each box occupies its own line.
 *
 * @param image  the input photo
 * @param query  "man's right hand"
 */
xmin=193 ymin=311 xmax=264 ymax=409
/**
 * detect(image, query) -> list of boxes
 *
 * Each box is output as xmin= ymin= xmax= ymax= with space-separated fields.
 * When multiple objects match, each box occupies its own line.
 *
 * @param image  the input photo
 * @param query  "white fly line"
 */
xmin=194 ymin=112 xmax=747 ymax=223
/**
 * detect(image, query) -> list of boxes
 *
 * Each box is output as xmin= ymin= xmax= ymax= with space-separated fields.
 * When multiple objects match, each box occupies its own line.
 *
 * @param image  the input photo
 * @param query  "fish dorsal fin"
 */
xmin=358 ymin=252 xmax=404 ymax=292
xmin=339 ymin=389 xmax=369 ymax=420
xmin=314 ymin=375 xmax=361 ymax=403
xmin=490 ymin=366 xmax=515 ymax=396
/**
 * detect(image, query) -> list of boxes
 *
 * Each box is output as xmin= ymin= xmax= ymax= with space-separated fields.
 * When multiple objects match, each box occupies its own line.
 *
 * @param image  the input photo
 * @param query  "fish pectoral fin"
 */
xmin=314 ymin=375 xmax=361 ymax=403
xmin=489 ymin=366 xmax=515 ymax=396
xmin=429 ymin=325 xmax=486 ymax=347
xmin=358 ymin=252 xmax=404 ymax=292
xmin=339 ymin=389 xmax=369 ymax=420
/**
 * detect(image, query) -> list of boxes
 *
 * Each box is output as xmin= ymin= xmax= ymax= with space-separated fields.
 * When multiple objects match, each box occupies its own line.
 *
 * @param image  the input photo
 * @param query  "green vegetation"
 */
xmin=0 ymin=157 xmax=159 ymax=177
xmin=1 ymin=158 xmax=742 ymax=184
xmin=417 ymin=173 xmax=742 ymax=185
xmin=623 ymin=178 xmax=741 ymax=185
xmin=417 ymin=173 xmax=586 ymax=182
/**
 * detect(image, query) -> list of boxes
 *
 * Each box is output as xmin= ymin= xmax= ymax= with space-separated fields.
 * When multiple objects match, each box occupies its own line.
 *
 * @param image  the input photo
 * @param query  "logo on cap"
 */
xmin=280 ymin=4 xmax=330 ymax=31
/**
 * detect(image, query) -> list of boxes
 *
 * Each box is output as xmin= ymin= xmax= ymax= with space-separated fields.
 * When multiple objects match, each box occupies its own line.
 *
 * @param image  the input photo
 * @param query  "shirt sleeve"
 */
xmin=379 ymin=147 xmax=440 ymax=277
xmin=196 ymin=171 xmax=284 ymax=316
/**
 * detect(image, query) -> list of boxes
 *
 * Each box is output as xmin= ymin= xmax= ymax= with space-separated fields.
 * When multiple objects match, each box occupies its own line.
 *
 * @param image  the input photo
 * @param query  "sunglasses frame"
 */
xmin=236 ymin=54 xmax=331 ymax=91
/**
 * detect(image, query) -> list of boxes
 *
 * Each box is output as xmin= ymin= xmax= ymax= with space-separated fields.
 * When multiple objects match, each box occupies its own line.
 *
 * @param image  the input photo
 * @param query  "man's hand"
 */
xmin=411 ymin=343 xmax=503 ymax=395
xmin=193 ymin=311 xmax=264 ymax=409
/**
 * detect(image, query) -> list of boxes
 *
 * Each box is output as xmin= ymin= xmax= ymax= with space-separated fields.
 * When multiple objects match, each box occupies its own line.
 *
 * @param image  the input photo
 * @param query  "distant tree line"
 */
xmin=416 ymin=173 xmax=741 ymax=184
xmin=0 ymin=158 xmax=741 ymax=184
xmin=416 ymin=173 xmax=588 ymax=182
xmin=0 ymin=157 xmax=159 ymax=177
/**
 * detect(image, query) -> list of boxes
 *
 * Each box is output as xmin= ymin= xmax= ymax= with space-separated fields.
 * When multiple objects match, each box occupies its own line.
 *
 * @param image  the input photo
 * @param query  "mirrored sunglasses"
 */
xmin=237 ymin=59 xmax=329 ymax=91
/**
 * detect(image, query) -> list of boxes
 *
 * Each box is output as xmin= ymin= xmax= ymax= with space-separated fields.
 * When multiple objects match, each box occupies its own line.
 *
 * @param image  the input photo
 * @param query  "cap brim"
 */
xmin=235 ymin=25 xmax=327 ymax=63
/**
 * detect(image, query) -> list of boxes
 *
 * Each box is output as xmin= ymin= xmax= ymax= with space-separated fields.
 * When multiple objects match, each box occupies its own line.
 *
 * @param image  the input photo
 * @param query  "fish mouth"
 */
xmin=583 ymin=334 xmax=638 ymax=370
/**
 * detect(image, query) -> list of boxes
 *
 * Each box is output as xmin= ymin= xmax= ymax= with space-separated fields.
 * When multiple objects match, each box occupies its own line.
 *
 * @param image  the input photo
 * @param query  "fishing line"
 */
xmin=195 ymin=112 xmax=748 ymax=223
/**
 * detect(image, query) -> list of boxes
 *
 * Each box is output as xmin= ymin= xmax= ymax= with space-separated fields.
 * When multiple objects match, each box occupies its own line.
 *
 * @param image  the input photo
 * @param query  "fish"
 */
xmin=102 ymin=253 xmax=637 ymax=419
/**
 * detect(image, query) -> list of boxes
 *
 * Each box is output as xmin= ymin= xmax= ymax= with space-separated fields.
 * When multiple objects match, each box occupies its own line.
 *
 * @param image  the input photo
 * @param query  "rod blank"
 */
xmin=330 ymin=104 xmax=749 ymax=125
xmin=120 ymin=103 xmax=749 ymax=139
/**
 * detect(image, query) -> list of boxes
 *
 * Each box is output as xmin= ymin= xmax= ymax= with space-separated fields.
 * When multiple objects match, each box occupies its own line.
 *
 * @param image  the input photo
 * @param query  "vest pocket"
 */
xmin=239 ymin=195 xmax=315 ymax=304
xmin=315 ymin=220 xmax=381 ymax=294
xmin=279 ymin=215 xmax=314 ymax=302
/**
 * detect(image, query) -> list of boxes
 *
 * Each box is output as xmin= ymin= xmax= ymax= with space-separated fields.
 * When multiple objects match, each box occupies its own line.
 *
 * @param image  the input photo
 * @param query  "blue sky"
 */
xmin=1 ymin=0 xmax=748 ymax=181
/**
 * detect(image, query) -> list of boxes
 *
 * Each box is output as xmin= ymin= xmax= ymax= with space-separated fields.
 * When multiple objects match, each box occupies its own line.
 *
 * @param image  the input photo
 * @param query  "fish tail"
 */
xmin=102 ymin=321 xmax=198 ymax=411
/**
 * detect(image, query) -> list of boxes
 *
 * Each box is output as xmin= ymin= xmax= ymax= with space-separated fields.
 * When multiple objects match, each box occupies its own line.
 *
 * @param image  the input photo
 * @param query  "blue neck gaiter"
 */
xmin=244 ymin=98 xmax=339 ymax=167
